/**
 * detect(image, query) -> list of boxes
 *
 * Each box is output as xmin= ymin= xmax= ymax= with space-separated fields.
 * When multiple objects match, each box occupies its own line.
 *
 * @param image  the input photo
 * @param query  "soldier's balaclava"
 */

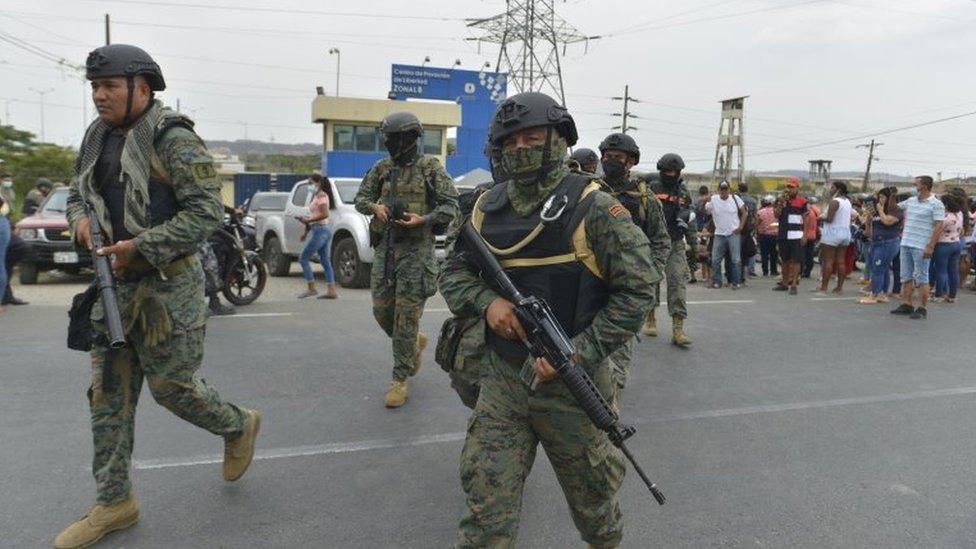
xmin=601 ymin=155 xmax=629 ymax=183
xmin=384 ymin=131 xmax=421 ymax=167
xmin=504 ymin=131 xmax=569 ymax=216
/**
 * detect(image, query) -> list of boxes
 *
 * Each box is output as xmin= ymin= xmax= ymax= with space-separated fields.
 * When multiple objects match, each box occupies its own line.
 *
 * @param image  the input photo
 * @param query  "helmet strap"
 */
xmin=121 ymin=75 xmax=135 ymax=127
xmin=532 ymin=126 xmax=554 ymax=186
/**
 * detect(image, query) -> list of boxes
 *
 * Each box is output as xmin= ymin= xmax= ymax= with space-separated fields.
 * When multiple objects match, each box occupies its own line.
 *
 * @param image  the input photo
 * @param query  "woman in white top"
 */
xmin=816 ymin=181 xmax=853 ymax=294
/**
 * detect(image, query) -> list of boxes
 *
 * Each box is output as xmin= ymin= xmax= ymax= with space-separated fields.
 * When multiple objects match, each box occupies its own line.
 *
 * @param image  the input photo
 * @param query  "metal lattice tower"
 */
xmin=808 ymin=159 xmax=832 ymax=188
xmin=712 ymin=96 xmax=748 ymax=188
xmin=466 ymin=0 xmax=596 ymax=106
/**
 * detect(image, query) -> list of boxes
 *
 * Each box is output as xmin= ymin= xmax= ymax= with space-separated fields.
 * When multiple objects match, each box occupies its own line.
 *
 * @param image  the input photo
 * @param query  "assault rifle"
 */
xmin=382 ymin=201 xmax=408 ymax=286
xmin=461 ymin=222 xmax=666 ymax=505
xmin=85 ymin=202 xmax=126 ymax=349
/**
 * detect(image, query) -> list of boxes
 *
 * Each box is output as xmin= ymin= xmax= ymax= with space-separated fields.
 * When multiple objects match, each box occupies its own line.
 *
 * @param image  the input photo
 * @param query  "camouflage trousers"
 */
xmin=651 ymin=239 xmax=689 ymax=319
xmin=456 ymin=351 xmax=626 ymax=548
xmin=685 ymin=228 xmax=699 ymax=274
xmin=370 ymin=240 xmax=438 ymax=381
xmin=88 ymin=262 xmax=246 ymax=504
xmin=608 ymin=337 xmax=635 ymax=394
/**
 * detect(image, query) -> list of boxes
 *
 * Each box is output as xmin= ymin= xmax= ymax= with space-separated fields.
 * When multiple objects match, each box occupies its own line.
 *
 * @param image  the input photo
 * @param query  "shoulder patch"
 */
xmin=192 ymin=162 xmax=217 ymax=180
xmin=609 ymin=203 xmax=628 ymax=218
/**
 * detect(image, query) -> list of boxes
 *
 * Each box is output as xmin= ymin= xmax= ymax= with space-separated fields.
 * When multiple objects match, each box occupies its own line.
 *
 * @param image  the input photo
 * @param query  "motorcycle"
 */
xmin=211 ymin=212 xmax=267 ymax=306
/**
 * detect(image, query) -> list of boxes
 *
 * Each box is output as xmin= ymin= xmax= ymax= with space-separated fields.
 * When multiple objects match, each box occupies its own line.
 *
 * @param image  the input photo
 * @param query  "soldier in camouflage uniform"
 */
xmin=567 ymin=147 xmax=599 ymax=175
xmin=646 ymin=153 xmax=695 ymax=347
xmin=21 ymin=177 xmax=53 ymax=216
xmin=440 ymin=92 xmax=656 ymax=548
xmin=596 ymin=133 xmax=670 ymax=392
xmin=56 ymin=45 xmax=259 ymax=549
xmin=354 ymin=112 xmax=458 ymax=408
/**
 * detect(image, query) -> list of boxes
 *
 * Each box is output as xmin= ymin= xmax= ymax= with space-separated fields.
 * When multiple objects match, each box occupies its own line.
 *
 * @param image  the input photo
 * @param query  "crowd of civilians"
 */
xmin=693 ymin=175 xmax=974 ymax=319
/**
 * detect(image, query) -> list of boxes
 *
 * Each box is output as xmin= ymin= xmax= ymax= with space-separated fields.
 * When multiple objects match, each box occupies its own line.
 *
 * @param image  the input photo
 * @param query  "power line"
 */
xmin=79 ymin=0 xmax=467 ymax=21
xmin=601 ymin=0 xmax=826 ymax=37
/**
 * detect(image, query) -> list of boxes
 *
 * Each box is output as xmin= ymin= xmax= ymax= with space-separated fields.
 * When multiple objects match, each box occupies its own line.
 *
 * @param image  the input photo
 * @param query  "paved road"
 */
xmin=3 ymin=271 xmax=976 ymax=548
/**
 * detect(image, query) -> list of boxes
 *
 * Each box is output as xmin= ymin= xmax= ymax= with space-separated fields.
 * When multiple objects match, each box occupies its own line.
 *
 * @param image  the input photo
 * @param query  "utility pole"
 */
xmin=176 ymin=98 xmax=181 ymax=113
xmin=29 ymin=87 xmax=55 ymax=142
xmin=104 ymin=14 xmax=111 ymax=45
xmin=856 ymin=139 xmax=882 ymax=192
xmin=328 ymin=48 xmax=341 ymax=96
xmin=611 ymin=84 xmax=640 ymax=134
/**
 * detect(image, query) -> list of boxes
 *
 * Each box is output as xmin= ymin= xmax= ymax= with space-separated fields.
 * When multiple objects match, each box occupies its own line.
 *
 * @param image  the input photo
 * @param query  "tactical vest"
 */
xmin=376 ymin=160 xmax=436 ymax=239
xmin=652 ymin=181 xmax=687 ymax=241
xmin=471 ymin=174 xmax=608 ymax=363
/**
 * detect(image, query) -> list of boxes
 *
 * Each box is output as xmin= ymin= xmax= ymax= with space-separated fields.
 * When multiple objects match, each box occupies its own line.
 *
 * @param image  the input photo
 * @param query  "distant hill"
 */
xmin=205 ymin=139 xmax=320 ymax=156
xmin=758 ymin=169 xmax=912 ymax=183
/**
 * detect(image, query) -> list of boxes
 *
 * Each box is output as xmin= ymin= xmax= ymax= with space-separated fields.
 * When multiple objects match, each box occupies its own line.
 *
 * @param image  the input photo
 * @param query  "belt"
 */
xmin=120 ymin=254 xmax=198 ymax=283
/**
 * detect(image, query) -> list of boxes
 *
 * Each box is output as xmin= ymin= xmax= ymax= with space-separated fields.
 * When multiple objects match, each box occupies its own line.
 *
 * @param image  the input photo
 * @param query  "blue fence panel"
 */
xmin=233 ymin=173 xmax=271 ymax=206
xmin=276 ymin=174 xmax=306 ymax=192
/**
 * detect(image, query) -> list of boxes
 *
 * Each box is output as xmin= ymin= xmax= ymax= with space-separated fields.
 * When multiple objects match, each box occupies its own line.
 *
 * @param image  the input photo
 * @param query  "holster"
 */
xmin=67 ymin=283 xmax=100 ymax=352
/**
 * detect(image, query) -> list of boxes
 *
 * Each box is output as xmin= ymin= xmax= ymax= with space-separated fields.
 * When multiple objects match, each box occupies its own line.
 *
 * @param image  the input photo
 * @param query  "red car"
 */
xmin=14 ymin=187 xmax=91 ymax=284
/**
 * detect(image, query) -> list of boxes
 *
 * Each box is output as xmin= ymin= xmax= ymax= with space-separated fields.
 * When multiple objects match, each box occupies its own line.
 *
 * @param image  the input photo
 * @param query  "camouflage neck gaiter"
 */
xmin=505 ymin=133 xmax=569 ymax=216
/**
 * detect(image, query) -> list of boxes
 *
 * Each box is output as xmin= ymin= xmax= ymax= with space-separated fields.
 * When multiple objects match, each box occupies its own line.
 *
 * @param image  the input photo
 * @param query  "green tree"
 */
xmin=0 ymin=124 xmax=77 ymax=218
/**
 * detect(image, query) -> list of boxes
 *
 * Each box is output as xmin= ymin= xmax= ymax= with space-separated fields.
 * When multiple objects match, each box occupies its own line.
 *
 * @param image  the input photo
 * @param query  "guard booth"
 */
xmin=311 ymin=63 xmax=506 ymax=179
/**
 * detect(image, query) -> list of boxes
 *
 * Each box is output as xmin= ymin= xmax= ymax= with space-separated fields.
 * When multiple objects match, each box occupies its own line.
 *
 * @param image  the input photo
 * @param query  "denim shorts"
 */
xmin=899 ymin=246 xmax=930 ymax=285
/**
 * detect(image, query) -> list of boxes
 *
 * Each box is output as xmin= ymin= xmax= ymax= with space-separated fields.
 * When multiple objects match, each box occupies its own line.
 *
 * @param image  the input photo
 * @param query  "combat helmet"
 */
xmin=598 ymin=133 xmax=640 ymax=164
xmin=86 ymin=44 xmax=165 ymax=91
xmin=569 ymin=148 xmax=599 ymax=171
xmin=379 ymin=112 xmax=423 ymax=137
xmin=488 ymin=92 xmax=577 ymax=147
xmin=656 ymin=153 xmax=685 ymax=172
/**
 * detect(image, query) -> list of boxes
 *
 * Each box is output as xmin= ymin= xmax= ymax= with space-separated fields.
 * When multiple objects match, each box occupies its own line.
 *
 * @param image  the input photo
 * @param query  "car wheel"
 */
xmin=19 ymin=262 xmax=39 ymax=285
xmin=332 ymin=237 xmax=370 ymax=288
xmin=262 ymin=235 xmax=291 ymax=277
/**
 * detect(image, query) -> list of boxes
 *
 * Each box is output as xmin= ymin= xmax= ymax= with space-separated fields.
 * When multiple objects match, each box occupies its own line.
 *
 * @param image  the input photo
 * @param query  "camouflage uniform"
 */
xmin=354 ymin=156 xmax=458 ymax=381
xmin=600 ymin=174 xmax=669 ymax=392
xmin=197 ymin=240 xmax=222 ymax=296
xmin=66 ymin=103 xmax=247 ymax=505
xmin=440 ymin=161 xmax=656 ymax=547
xmin=647 ymin=176 xmax=695 ymax=320
xmin=21 ymin=187 xmax=46 ymax=215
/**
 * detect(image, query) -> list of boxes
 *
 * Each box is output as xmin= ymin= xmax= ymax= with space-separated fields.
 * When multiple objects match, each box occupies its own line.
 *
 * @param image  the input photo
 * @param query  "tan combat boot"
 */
xmin=223 ymin=409 xmax=261 ymax=481
xmin=54 ymin=495 xmax=139 ymax=549
xmin=410 ymin=331 xmax=428 ymax=377
xmin=385 ymin=380 xmax=409 ymax=408
xmin=671 ymin=317 xmax=692 ymax=348
xmin=642 ymin=310 xmax=657 ymax=337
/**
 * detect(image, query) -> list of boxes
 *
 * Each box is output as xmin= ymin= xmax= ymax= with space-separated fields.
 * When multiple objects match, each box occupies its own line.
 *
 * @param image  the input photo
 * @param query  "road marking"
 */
xmin=210 ymin=313 xmax=297 ymax=319
xmin=133 ymin=385 xmax=976 ymax=470
xmin=686 ymin=299 xmax=754 ymax=305
xmin=424 ymin=308 xmax=451 ymax=313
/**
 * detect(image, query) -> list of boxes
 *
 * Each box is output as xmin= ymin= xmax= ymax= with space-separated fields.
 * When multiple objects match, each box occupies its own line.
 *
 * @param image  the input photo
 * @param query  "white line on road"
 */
xmin=133 ymin=385 xmax=976 ymax=471
xmin=424 ymin=308 xmax=451 ymax=313
xmin=686 ymin=300 xmax=754 ymax=305
xmin=210 ymin=313 xmax=297 ymax=319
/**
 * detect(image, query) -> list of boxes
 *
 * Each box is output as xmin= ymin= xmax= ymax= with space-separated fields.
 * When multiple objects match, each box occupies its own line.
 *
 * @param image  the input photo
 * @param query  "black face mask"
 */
xmin=660 ymin=173 xmax=680 ymax=187
xmin=601 ymin=158 xmax=627 ymax=181
xmin=384 ymin=133 xmax=420 ymax=166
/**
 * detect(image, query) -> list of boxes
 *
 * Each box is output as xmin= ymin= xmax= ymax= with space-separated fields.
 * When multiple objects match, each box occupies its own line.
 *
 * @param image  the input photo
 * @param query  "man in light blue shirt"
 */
xmin=891 ymin=175 xmax=945 ymax=319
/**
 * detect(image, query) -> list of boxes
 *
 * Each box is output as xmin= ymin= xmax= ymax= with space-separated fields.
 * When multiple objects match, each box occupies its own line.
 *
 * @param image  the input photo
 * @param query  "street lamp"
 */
xmin=328 ymin=48 xmax=340 ymax=97
xmin=422 ymin=56 xmax=430 ymax=68
xmin=29 ymin=87 xmax=54 ymax=142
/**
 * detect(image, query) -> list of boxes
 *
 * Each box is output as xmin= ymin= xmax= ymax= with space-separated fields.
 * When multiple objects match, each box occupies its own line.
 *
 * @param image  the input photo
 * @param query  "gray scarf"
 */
xmin=76 ymin=100 xmax=187 ymax=239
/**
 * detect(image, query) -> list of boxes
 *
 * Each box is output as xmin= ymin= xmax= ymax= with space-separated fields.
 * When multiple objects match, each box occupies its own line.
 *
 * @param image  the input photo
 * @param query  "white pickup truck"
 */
xmin=250 ymin=178 xmax=373 ymax=288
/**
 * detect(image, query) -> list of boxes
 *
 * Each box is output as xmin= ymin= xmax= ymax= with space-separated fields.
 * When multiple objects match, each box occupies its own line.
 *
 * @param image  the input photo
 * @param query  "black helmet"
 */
xmin=35 ymin=177 xmax=53 ymax=190
xmin=379 ymin=111 xmax=423 ymax=136
xmin=570 ymin=148 xmax=599 ymax=168
xmin=656 ymin=153 xmax=685 ymax=172
xmin=85 ymin=44 xmax=165 ymax=91
xmin=489 ymin=92 xmax=577 ymax=147
xmin=598 ymin=133 xmax=640 ymax=164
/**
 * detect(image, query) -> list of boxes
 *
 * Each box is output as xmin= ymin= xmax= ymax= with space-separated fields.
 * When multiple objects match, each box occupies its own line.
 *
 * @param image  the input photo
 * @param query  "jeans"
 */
xmin=892 ymin=251 xmax=901 ymax=294
xmin=0 ymin=217 xmax=10 ymax=300
xmin=299 ymin=225 xmax=335 ymax=283
xmin=899 ymin=246 xmax=930 ymax=285
xmin=711 ymin=233 xmax=741 ymax=286
xmin=869 ymin=238 xmax=900 ymax=296
xmin=758 ymin=234 xmax=779 ymax=275
xmin=802 ymin=240 xmax=816 ymax=277
xmin=932 ymin=241 xmax=963 ymax=298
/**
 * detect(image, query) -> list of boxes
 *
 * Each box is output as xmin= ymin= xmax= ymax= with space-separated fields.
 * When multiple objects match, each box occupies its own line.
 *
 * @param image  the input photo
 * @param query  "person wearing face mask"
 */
xmin=440 ymin=91 xmax=656 ymax=549
xmin=567 ymin=147 xmax=599 ymax=175
xmin=0 ymin=175 xmax=15 ymax=210
xmin=646 ymin=153 xmax=695 ymax=347
xmin=57 ymin=44 xmax=260 ymax=549
xmin=354 ymin=111 xmax=459 ymax=408
xmin=595 ymin=132 xmax=669 ymax=390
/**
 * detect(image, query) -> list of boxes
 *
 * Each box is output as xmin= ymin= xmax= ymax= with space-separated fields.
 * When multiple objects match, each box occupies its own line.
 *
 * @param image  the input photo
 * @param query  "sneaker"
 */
xmin=890 ymin=303 xmax=914 ymax=315
xmin=909 ymin=307 xmax=927 ymax=320
xmin=730 ymin=284 xmax=740 ymax=290
xmin=789 ymin=286 xmax=798 ymax=295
